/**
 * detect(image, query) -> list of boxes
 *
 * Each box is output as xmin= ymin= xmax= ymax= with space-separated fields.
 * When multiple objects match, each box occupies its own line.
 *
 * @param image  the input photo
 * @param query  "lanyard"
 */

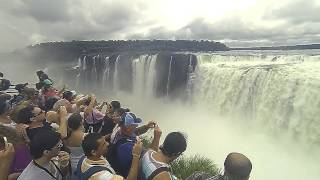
xmin=33 ymin=160 xmax=62 ymax=180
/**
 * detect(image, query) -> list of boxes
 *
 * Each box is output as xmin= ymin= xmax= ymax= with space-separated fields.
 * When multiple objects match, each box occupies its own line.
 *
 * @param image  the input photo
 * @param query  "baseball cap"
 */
xmin=120 ymin=112 xmax=142 ymax=127
xmin=43 ymin=79 xmax=53 ymax=86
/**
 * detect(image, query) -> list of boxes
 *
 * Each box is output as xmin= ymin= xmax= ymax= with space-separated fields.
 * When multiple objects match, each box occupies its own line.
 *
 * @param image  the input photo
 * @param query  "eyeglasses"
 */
xmin=51 ymin=141 xmax=63 ymax=150
xmin=32 ymin=110 xmax=45 ymax=118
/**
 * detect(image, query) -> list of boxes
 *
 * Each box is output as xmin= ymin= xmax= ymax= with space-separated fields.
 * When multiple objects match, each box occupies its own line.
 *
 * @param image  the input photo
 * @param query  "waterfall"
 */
xmin=194 ymin=53 xmax=320 ymax=143
xmin=113 ymin=55 xmax=120 ymax=92
xmin=145 ymin=54 xmax=157 ymax=98
xmin=166 ymin=56 xmax=173 ymax=97
xmin=186 ymin=55 xmax=195 ymax=100
xmin=92 ymin=55 xmax=98 ymax=82
xmin=82 ymin=56 xmax=87 ymax=70
xmin=75 ymin=57 xmax=82 ymax=89
xmin=132 ymin=56 xmax=146 ymax=96
xmin=131 ymin=54 xmax=157 ymax=98
xmin=102 ymin=57 xmax=110 ymax=89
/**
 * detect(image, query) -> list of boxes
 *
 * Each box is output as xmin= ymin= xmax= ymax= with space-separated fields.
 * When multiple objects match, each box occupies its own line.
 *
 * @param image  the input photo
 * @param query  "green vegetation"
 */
xmin=171 ymin=155 xmax=220 ymax=180
xmin=141 ymin=136 xmax=219 ymax=180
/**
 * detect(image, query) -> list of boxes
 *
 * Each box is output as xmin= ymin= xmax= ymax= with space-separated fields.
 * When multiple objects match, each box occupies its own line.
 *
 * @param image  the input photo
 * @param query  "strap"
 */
xmin=82 ymin=165 xmax=113 ymax=179
xmin=75 ymin=155 xmax=86 ymax=177
xmin=33 ymin=160 xmax=62 ymax=180
xmin=147 ymin=166 xmax=171 ymax=180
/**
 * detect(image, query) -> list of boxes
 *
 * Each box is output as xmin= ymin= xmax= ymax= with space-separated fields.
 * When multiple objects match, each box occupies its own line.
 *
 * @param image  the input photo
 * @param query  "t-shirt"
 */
xmin=26 ymin=122 xmax=52 ymax=140
xmin=18 ymin=160 xmax=63 ymax=180
xmin=80 ymin=157 xmax=117 ymax=180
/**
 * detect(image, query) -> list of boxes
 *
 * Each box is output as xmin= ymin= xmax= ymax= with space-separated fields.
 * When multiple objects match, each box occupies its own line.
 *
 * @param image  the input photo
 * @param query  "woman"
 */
xmin=83 ymin=96 xmax=105 ymax=133
xmin=0 ymin=125 xmax=32 ymax=180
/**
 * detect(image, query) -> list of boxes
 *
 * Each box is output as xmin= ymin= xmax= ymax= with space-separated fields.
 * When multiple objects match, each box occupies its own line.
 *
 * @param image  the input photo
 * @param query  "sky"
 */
xmin=0 ymin=0 xmax=320 ymax=52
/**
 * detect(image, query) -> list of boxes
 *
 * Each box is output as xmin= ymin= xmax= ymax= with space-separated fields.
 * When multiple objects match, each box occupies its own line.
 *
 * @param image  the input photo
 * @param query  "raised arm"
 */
xmin=125 ymin=138 xmax=143 ymax=180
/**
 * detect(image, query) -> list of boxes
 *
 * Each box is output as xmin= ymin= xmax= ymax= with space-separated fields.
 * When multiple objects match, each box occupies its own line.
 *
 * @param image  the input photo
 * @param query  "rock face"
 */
xmin=72 ymin=52 xmax=197 ymax=99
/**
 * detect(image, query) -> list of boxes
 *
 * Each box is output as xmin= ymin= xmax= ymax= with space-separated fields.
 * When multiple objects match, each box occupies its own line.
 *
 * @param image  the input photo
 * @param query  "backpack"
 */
xmin=72 ymin=156 xmax=113 ymax=180
xmin=106 ymin=137 xmax=136 ymax=177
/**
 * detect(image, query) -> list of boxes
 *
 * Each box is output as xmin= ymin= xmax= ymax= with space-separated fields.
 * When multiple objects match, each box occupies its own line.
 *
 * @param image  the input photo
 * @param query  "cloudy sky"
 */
xmin=0 ymin=0 xmax=320 ymax=52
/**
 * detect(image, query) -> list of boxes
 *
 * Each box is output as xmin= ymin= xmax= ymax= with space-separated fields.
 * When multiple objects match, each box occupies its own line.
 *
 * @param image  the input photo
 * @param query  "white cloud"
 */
xmin=0 ymin=0 xmax=319 ymax=52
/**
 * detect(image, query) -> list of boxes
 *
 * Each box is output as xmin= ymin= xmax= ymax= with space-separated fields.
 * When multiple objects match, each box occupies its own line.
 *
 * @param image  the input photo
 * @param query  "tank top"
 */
xmin=141 ymin=150 xmax=176 ymax=180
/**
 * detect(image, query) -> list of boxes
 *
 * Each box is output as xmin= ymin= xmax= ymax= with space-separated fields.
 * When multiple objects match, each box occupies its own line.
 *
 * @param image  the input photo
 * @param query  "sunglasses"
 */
xmin=51 ymin=141 xmax=63 ymax=150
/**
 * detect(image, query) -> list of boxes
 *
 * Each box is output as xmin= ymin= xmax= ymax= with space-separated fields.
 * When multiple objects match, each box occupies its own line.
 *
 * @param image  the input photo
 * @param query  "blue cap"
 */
xmin=121 ymin=112 xmax=142 ymax=127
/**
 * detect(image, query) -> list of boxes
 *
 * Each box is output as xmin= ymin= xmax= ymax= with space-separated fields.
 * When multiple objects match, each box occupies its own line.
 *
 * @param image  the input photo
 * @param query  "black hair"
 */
xmin=0 ymin=72 xmax=3 ymax=78
xmin=36 ymin=70 xmax=44 ymax=76
xmin=29 ymin=129 xmax=61 ymax=159
xmin=16 ymin=105 xmax=34 ymax=124
xmin=0 ymin=100 xmax=10 ymax=115
xmin=82 ymin=133 xmax=102 ymax=157
xmin=110 ymin=101 xmax=121 ymax=110
xmin=114 ymin=107 xmax=129 ymax=116
xmin=160 ymin=132 xmax=187 ymax=157
xmin=15 ymin=83 xmax=28 ymax=93
xmin=63 ymin=91 xmax=73 ymax=102
xmin=65 ymin=113 xmax=83 ymax=139
xmin=84 ymin=97 xmax=91 ymax=106
xmin=68 ymin=113 xmax=82 ymax=131
xmin=44 ymin=97 xmax=59 ymax=112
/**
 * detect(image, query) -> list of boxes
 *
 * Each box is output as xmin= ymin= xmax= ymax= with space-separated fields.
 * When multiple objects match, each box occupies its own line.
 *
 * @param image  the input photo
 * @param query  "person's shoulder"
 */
xmin=90 ymin=169 xmax=115 ymax=180
xmin=19 ymin=162 xmax=54 ymax=180
xmin=153 ymin=171 xmax=171 ymax=180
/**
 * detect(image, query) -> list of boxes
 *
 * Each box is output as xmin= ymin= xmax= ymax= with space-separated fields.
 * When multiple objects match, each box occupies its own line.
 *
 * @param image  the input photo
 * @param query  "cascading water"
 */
xmin=194 ymin=53 xmax=320 ymax=143
xmin=75 ymin=57 xmax=82 ymax=89
xmin=131 ymin=54 xmax=157 ymax=98
xmin=132 ymin=56 xmax=146 ymax=96
xmin=166 ymin=56 xmax=173 ymax=97
xmin=145 ymin=55 xmax=157 ymax=98
xmin=186 ymin=55 xmax=195 ymax=100
xmin=91 ymin=55 xmax=98 ymax=84
xmin=113 ymin=55 xmax=120 ymax=92
xmin=102 ymin=57 xmax=110 ymax=89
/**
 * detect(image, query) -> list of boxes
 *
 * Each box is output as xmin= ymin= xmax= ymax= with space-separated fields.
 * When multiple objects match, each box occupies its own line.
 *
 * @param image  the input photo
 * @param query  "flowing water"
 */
xmin=1 ymin=50 xmax=320 ymax=180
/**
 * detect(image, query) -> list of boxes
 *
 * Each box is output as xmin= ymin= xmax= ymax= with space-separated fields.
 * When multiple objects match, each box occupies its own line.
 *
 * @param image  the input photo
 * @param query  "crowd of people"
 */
xmin=0 ymin=71 xmax=252 ymax=180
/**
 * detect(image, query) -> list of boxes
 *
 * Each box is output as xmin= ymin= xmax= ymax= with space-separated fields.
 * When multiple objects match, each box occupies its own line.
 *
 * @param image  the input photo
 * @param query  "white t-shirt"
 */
xmin=81 ymin=157 xmax=118 ymax=180
xmin=18 ymin=160 xmax=63 ymax=180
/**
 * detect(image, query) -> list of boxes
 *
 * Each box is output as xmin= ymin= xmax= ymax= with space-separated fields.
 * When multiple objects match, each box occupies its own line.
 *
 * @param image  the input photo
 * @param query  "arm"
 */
xmin=96 ymin=102 xmax=106 ymax=112
xmin=58 ymin=106 xmax=68 ymax=139
xmin=125 ymin=139 xmax=143 ymax=180
xmin=148 ymin=125 xmax=162 ymax=151
xmin=136 ymin=121 xmax=156 ymax=136
xmin=84 ymin=96 xmax=96 ymax=118
xmin=104 ymin=103 xmax=113 ymax=118
xmin=58 ymin=151 xmax=70 ymax=177
xmin=0 ymin=143 xmax=15 ymax=180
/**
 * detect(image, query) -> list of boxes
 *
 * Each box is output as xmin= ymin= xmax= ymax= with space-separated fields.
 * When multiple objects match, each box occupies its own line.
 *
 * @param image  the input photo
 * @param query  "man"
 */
xmin=110 ymin=112 xmax=156 ymax=144
xmin=16 ymin=105 xmax=68 ymax=141
xmin=53 ymin=91 xmax=77 ymax=113
xmin=18 ymin=130 xmax=70 ymax=180
xmin=76 ymin=132 xmax=142 ymax=180
xmin=35 ymin=70 xmax=51 ymax=90
xmin=140 ymin=132 xmax=187 ymax=180
xmin=186 ymin=152 xmax=252 ymax=180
